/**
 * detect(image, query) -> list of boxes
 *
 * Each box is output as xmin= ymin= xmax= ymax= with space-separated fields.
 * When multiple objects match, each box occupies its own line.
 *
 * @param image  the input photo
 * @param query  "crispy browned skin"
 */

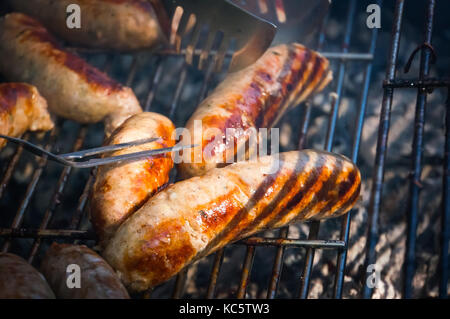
xmin=90 ymin=112 xmax=176 ymax=244
xmin=0 ymin=13 xmax=142 ymax=136
xmin=0 ymin=83 xmax=54 ymax=148
xmin=9 ymin=0 xmax=168 ymax=51
xmin=103 ymin=150 xmax=361 ymax=292
xmin=178 ymin=43 xmax=333 ymax=179
xmin=0 ymin=253 xmax=55 ymax=299
xmin=40 ymin=243 xmax=129 ymax=299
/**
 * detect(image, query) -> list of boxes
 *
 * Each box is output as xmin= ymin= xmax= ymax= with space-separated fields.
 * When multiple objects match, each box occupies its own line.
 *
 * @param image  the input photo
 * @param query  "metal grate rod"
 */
xmin=363 ymin=0 xmax=405 ymax=299
xmin=1 ymin=127 xmax=59 ymax=253
xmin=298 ymin=0 xmax=357 ymax=299
xmin=264 ymin=2 xmax=330 ymax=299
xmin=403 ymin=0 xmax=436 ymax=299
xmin=441 ymin=89 xmax=450 ymax=298
xmin=333 ymin=0 xmax=381 ymax=299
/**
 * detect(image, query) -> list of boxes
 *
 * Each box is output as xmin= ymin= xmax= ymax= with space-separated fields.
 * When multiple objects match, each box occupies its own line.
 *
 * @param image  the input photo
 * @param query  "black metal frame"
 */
xmin=0 ymin=0 xmax=447 ymax=299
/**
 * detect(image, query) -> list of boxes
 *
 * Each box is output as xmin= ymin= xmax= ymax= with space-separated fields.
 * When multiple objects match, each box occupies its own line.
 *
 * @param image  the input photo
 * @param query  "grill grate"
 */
xmin=362 ymin=0 xmax=449 ymax=299
xmin=0 ymin=0 xmax=447 ymax=299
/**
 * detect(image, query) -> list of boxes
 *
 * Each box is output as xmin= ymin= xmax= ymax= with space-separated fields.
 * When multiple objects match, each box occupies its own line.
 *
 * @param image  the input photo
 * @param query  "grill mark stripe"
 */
xmin=265 ymin=156 xmax=338 ymax=229
xmin=333 ymin=182 xmax=361 ymax=216
xmin=314 ymin=59 xmax=333 ymax=93
xmin=200 ymin=159 xmax=287 ymax=255
xmin=255 ymin=45 xmax=299 ymax=128
xmin=295 ymin=158 xmax=344 ymax=221
xmin=236 ymin=152 xmax=320 ymax=237
xmin=305 ymin=162 xmax=351 ymax=220
xmin=318 ymin=169 xmax=360 ymax=219
xmin=295 ymin=54 xmax=325 ymax=103
xmin=261 ymin=153 xmax=329 ymax=230
xmin=262 ymin=47 xmax=312 ymax=128
xmin=283 ymin=50 xmax=318 ymax=109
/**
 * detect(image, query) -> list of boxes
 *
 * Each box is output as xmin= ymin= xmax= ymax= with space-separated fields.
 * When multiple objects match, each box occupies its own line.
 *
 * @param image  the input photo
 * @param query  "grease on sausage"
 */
xmin=178 ymin=43 xmax=333 ymax=179
xmin=103 ymin=150 xmax=360 ymax=292
xmin=0 ymin=83 xmax=54 ymax=148
xmin=0 ymin=13 xmax=142 ymax=136
xmin=90 ymin=112 xmax=176 ymax=244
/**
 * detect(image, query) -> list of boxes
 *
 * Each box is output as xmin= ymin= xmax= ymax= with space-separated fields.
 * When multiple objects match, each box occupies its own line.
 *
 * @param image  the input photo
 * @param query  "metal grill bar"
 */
xmin=0 ymin=1 xmax=418 ymax=299
xmin=237 ymin=245 xmax=256 ymax=298
xmin=441 ymin=90 xmax=450 ymax=298
xmin=362 ymin=0 xmax=405 ymax=299
xmin=298 ymin=0 xmax=357 ymax=299
xmin=27 ymin=126 xmax=88 ymax=264
xmin=144 ymin=57 xmax=164 ymax=111
xmin=403 ymin=0 xmax=435 ymax=299
xmin=0 ymin=134 xmax=27 ymax=199
xmin=206 ymin=248 xmax=224 ymax=298
xmin=264 ymin=1 xmax=330 ymax=298
xmin=1 ymin=127 xmax=60 ymax=253
xmin=363 ymin=0 xmax=448 ymax=299
xmin=384 ymin=78 xmax=450 ymax=89
xmin=156 ymin=49 xmax=374 ymax=61
xmin=333 ymin=0 xmax=381 ymax=299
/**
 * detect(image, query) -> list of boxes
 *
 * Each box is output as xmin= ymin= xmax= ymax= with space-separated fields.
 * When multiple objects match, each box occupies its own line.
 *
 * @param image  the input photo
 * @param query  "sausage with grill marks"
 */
xmin=0 ymin=253 xmax=55 ymax=299
xmin=0 ymin=13 xmax=143 ymax=136
xmin=8 ymin=0 xmax=169 ymax=51
xmin=0 ymin=83 xmax=54 ymax=149
xmin=103 ymin=150 xmax=361 ymax=292
xmin=40 ymin=243 xmax=129 ymax=299
xmin=177 ymin=43 xmax=333 ymax=179
xmin=90 ymin=112 xmax=176 ymax=245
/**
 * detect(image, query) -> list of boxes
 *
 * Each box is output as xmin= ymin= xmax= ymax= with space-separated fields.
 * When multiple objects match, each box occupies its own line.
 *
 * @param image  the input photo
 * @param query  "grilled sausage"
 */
xmin=103 ymin=150 xmax=361 ymax=292
xmin=40 ymin=243 xmax=129 ymax=299
xmin=0 ymin=253 xmax=55 ymax=299
xmin=9 ymin=0 xmax=169 ymax=51
xmin=90 ymin=112 xmax=176 ymax=244
xmin=0 ymin=13 xmax=143 ymax=136
xmin=177 ymin=43 xmax=333 ymax=179
xmin=0 ymin=83 xmax=54 ymax=148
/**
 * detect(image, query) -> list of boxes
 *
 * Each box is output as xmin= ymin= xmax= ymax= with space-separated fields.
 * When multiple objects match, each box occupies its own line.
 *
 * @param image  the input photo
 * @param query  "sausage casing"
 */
xmin=9 ymin=0 xmax=168 ymax=51
xmin=0 ymin=83 xmax=54 ymax=148
xmin=178 ymin=43 xmax=333 ymax=179
xmin=103 ymin=150 xmax=361 ymax=292
xmin=40 ymin=243 xmax=129 ymax=299
xmin=0 ymin=253 xmax=55 ymax=299
xmin=0 ymin=13 xmax=142 ymax=136
xmin=90 ymin=112 xmax=176 ymax=244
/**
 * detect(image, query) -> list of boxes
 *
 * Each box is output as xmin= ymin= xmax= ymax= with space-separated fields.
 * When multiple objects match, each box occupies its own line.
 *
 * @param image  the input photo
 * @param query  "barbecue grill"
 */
xmin=0 ymin=0 xmax=448 ymax=299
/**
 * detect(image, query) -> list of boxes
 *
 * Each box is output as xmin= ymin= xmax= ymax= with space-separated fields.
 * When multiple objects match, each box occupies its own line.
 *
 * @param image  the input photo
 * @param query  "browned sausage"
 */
xmin=40 ymin=243 xmax=129 ymax=299
xmin=177 ymin=43 xmax=333 ymax=179
xmin=90 ymin=112 xmax=176 ymax=244
xmin=0 ymin=13 xmax=142 ymax=136
xmin=103 ymin=150 xmax=361 ymax=292
xmin=0 ymin=253 xmax=55 ymax=299
xmin=9 ymin=0 xmax=169 ymax=51
xmin=0 ymin=83 xmax=54 ymax=148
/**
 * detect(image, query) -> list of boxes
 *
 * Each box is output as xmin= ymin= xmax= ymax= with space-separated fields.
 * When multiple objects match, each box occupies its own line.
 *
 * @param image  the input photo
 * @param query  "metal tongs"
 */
xmin=161 ymin=0 xmax=277 ymax=72
xmin=0 ymin=135 xmax=194 ymax=168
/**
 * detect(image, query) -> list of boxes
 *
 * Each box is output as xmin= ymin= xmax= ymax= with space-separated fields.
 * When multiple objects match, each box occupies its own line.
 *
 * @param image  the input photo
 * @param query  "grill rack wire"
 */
xmin=0 ymin=0 xmax=448 ymax=299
